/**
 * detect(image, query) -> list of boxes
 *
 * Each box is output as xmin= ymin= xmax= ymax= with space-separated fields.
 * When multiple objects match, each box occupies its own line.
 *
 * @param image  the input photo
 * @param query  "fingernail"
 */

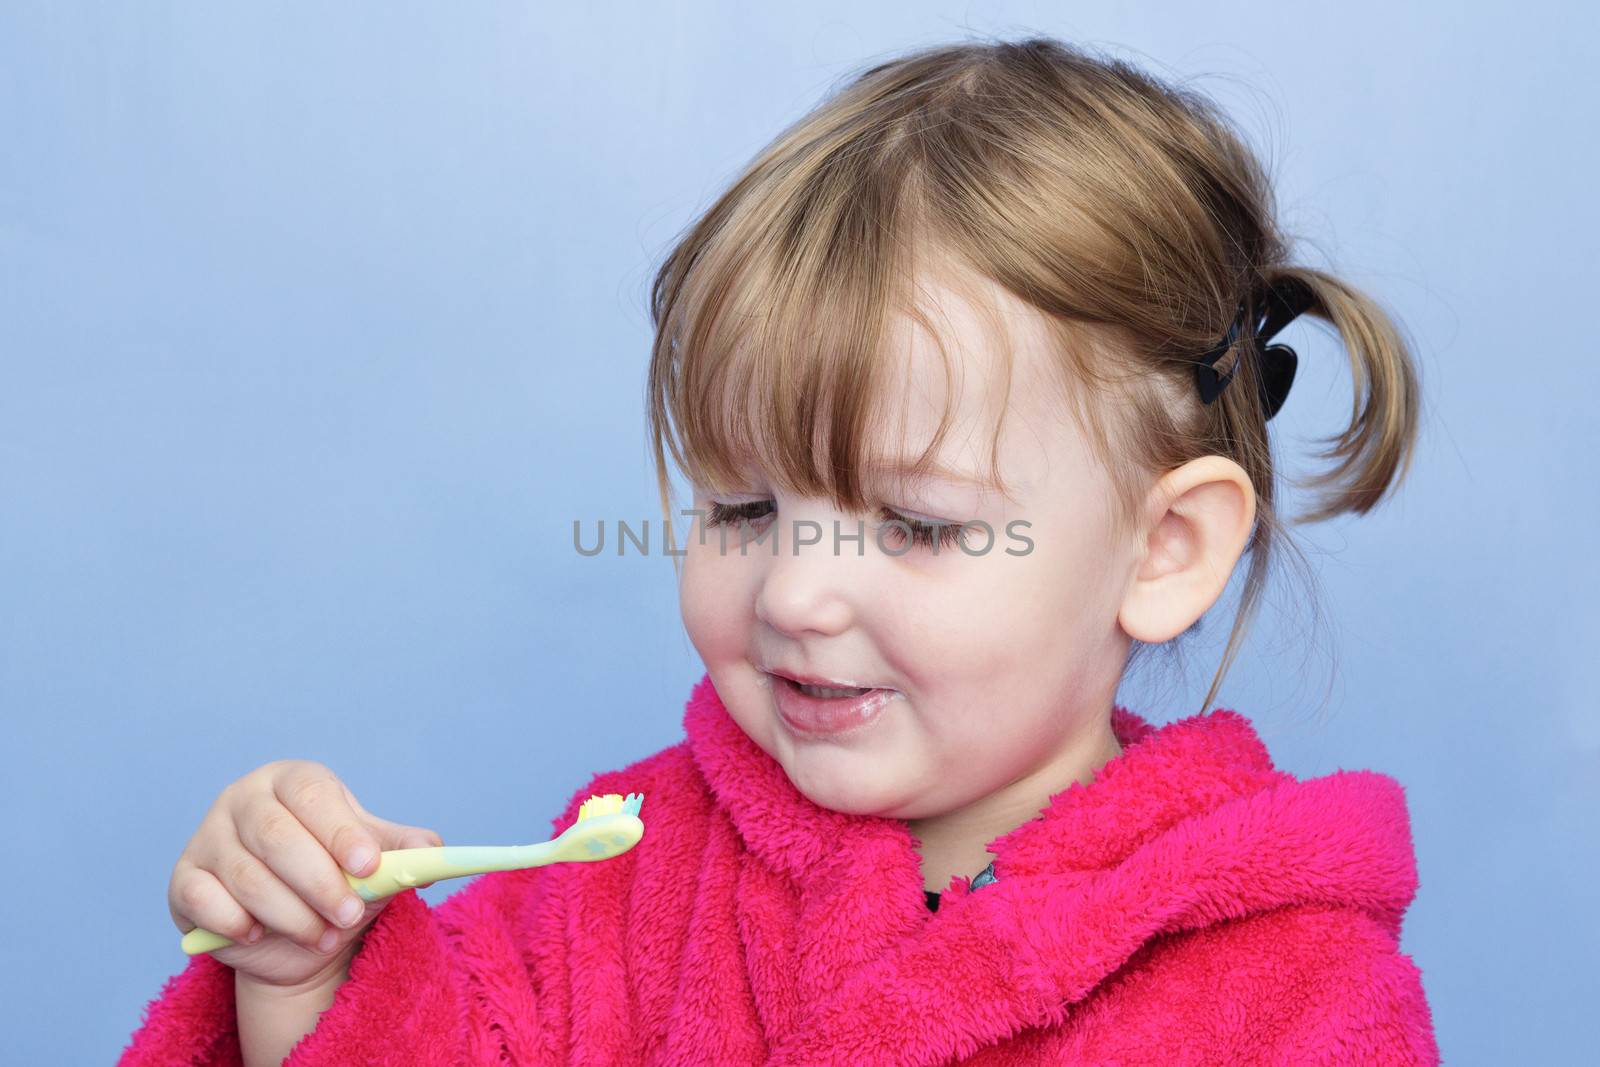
xmin=346 ymin=846 xmax=375 ymax=872
xmin=246 ymin=924 xmax=263 ymax=944
xmin=317 ymin=929 xmax=340 ymax=953
xmin=337 ymin=897 xmax=363 ymax=926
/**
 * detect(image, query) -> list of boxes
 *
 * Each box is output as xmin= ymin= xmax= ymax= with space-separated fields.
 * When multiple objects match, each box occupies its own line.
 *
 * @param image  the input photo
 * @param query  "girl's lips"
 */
xmin=769 ymin=673 xmax=897 ymax=738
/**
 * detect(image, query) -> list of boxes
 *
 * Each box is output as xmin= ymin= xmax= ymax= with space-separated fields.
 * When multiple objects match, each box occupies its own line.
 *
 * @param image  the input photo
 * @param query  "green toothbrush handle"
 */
xmin=345 ymin=843 xmax=555 ymax=899
xmin=178 ymin=805 xmax=644 ymax=956
xmin=178 ymin=844 xmax=551 ymax=956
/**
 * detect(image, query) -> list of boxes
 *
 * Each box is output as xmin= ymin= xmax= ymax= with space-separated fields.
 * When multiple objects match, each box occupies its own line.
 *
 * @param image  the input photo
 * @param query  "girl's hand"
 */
xmin=167 ymin=759 xmax=444 ymax=990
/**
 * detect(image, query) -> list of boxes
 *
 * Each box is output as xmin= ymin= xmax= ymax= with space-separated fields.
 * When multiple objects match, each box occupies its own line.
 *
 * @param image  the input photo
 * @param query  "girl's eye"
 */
xmin=701 ymin=500 xmax=965 ymax=552
xmin=704 ymin=500 xmax=775 ymax=528
xmin=877 ymin=507 xmax=967 ymax=551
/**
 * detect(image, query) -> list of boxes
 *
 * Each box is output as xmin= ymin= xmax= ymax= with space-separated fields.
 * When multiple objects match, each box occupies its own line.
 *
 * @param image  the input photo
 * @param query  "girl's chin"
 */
xmin=775 ymin=751 xmax=913 ymax=817
xmin=729 ymin=702 xmax=917 ymax=814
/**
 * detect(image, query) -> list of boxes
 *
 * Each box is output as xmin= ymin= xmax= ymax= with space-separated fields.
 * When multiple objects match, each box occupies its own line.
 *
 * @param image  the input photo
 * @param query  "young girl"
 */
xmin=121 ymin=36 xmax=1439 ymax=1065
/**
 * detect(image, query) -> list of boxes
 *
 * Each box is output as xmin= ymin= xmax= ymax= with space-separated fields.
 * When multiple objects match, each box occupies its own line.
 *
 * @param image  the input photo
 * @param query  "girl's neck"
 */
xmin=906 ymin=716 xmax=1123 ymax=895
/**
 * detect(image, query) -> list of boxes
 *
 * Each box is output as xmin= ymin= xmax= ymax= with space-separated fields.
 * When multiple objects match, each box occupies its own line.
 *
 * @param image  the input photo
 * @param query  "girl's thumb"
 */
xmin=371 ymin=818 xmax=444 ymax=851
xmin=363 ymin=819 xmax=447 ymax=890
xmin=340 ymin=781 xmax=444 ymax=850
xmin=380 ymin=825 xmax=444 ymax=844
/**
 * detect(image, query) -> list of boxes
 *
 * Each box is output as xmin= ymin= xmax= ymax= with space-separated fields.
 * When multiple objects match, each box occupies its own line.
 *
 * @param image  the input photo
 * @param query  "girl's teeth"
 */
xmin=798 ymin=683 xmax=870 ymax=699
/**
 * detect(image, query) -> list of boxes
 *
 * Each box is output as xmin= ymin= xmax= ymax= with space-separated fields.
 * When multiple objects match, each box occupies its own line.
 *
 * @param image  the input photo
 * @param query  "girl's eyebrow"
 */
xmin=867 ymin=459 xmax=1010 ymax=497
xmin=703 ymin=460 xmax=1015 ymax=500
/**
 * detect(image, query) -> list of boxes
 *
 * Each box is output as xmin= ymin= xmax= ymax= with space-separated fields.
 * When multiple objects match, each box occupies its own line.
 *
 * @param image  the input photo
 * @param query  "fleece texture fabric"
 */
xmin=119 ymin=671 xmax=1440 ymax=1065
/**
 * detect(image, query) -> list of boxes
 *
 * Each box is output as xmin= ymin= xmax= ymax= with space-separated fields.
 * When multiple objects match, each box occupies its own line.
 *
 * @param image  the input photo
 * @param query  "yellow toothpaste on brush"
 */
xmin=179 ymin=792 xmax=646 ymax=956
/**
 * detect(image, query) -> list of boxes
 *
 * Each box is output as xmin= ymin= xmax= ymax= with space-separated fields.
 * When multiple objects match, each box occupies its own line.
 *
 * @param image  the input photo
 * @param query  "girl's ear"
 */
xmin=1117 ymin=457 xmax=1257 ymax=644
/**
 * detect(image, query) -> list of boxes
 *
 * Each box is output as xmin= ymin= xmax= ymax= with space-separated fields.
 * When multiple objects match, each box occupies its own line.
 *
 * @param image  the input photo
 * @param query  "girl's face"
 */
xmin=678 ymin=272 xmax=1138 ymax=824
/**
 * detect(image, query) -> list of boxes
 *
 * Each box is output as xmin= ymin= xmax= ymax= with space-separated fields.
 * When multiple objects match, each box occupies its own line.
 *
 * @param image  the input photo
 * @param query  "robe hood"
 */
xmin=680 ymin=672 xmax=1421 ymax=1064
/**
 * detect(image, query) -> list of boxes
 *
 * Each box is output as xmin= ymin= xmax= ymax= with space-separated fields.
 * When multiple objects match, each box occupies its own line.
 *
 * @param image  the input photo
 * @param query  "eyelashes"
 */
xmin=701 ymin=500 xmax=967 ymax=552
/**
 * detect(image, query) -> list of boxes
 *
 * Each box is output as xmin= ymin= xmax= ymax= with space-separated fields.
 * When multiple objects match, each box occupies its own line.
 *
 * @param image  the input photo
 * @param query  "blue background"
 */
xmin=2 ymin=3 xmax=1594 ymax=1062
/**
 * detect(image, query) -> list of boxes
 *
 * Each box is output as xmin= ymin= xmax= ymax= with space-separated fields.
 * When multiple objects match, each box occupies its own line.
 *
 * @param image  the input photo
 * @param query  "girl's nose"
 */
xmin=752 ymin=518 xmax=861 ymax=639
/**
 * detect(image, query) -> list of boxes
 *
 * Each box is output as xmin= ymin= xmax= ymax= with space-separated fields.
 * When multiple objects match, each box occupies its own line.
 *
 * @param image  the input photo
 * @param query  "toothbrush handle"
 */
xmin=346 ymin=844 xmax=551 ymax=900
xmin=179 ymin=844 xmax=551 ymax=955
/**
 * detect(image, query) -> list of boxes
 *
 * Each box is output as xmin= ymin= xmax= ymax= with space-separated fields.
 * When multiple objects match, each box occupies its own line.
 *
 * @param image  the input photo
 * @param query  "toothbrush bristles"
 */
xmin=576 ymin=791 xmax=646 ymax=821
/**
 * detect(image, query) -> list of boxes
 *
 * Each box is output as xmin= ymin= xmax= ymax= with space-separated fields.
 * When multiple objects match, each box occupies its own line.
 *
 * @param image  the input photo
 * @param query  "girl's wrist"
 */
xmin=236 ymin=932 xmax=365 ymax=1000
xmin=235 ymin=937 xmax=365 ymax=1067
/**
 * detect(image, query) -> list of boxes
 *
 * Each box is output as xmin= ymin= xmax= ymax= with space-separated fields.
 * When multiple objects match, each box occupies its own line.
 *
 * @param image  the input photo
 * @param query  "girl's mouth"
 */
xmin=768 ymin=673 xmax=897 ymax=739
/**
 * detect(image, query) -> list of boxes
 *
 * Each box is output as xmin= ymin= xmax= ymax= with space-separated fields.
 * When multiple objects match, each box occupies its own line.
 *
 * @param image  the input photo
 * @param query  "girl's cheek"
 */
xmin=679 ymin=540 xmax=751 ymax=659
xmin=678 ymin=542 xmax=712 ymax=650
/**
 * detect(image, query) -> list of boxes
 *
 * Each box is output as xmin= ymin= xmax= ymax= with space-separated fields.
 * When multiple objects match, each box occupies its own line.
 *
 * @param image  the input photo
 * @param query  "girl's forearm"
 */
xmin=235 ymin=958 xmax=353 ymax=1067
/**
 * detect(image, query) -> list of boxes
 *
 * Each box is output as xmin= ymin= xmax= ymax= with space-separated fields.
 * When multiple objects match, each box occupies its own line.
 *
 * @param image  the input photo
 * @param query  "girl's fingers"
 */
xmin=170 ymin=863 xmax=261 ymax=946
xmin=275 ymin=767 xmax=384 ymax=878
xmin=230 ymin=803 xmax=362 ymax=950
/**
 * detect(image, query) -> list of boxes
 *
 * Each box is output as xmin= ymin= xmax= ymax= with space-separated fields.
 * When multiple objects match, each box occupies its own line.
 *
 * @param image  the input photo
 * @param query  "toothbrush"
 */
xmin=179 ymin=791 xmax=645 ymax=956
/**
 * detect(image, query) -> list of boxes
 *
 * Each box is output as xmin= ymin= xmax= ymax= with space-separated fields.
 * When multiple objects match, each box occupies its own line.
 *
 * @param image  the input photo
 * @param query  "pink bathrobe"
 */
xmin=119 ymin=672 xmax=1440 ymax=1065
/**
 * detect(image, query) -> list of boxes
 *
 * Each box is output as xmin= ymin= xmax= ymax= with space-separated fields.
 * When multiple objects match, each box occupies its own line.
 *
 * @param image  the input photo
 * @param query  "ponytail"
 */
xmin=1264 ymin=265 xmax=1423 ymax=524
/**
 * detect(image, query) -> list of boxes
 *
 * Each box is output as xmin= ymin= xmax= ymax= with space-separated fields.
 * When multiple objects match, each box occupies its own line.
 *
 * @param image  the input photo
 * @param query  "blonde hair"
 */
xmin=645 ymin=35 xmax=1422 ymax=718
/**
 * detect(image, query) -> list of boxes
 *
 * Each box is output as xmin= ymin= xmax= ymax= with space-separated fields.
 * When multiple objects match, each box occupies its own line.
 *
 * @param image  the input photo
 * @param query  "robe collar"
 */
xmin=682 ymin=670 xmax=1285 ymax=896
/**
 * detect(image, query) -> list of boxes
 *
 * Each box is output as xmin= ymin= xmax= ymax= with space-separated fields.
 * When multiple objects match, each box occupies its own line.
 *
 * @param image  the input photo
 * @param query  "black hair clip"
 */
xmin=1192 ymin=277 xmax=1316 ymax=420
